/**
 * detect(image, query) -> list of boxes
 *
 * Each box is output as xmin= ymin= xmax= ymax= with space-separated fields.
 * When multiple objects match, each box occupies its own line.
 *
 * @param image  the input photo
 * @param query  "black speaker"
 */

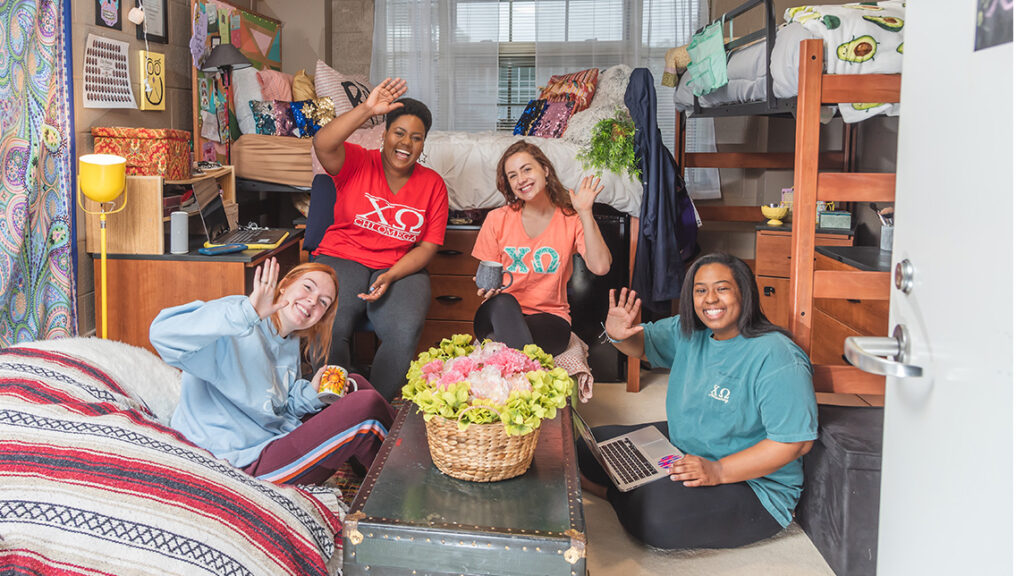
xmin=567 ymin=204 xmax=630 ymax=382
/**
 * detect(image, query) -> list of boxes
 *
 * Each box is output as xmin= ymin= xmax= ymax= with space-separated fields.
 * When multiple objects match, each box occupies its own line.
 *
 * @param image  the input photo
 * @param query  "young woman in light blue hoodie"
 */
xmin=150 ymin=258 xmax=395 ymax=484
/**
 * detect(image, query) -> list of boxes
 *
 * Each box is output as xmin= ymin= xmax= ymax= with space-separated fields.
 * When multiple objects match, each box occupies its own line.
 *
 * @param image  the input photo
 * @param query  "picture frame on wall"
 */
xmin=136 ymin=0 xmax=169 ymax=44
xmin=95 ymin=0 xmax=122 ymax=30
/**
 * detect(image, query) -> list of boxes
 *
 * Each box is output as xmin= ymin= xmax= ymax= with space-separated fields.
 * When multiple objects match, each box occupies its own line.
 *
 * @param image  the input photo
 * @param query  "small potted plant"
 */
xmin=402 ymin=335 xmax=574 ymax=482
xmin=576 ymin=109 xmax=640 ymax=181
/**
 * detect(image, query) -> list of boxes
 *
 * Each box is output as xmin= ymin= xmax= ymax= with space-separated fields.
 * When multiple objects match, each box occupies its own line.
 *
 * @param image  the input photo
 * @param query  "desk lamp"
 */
xmin=78 ymin=154 xmax=127 ymax=339
xmin=201 ymin=44 xmax=252 ymax=163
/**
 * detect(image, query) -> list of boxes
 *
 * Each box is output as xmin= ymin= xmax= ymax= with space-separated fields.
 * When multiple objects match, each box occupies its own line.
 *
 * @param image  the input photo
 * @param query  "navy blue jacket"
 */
xmin=625 ymin=68 xmax=699 ymax=311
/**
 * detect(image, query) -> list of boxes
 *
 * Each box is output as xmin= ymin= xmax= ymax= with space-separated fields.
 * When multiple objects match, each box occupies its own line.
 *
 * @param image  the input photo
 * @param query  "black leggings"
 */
xmin=473 ymin=293 xmax=571 ymax=356
xmin=577 ymin=421 xmax=784 ymax=549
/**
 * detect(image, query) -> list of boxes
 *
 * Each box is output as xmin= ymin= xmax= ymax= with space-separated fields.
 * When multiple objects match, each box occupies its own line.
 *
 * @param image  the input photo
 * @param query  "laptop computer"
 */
xmin=198 ymin=195 xmax=290 ymax=250
xmin=570 ymin=406 xmax=684 ymax=492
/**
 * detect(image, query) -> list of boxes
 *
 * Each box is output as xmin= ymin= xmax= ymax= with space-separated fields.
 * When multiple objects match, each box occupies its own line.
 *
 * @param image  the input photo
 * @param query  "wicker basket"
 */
xmin=423 ymin=412 xmax=541 ymax=482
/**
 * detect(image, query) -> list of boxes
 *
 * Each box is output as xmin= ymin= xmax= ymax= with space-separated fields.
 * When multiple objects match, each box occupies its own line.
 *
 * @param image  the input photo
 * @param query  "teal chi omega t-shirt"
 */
xmin=643 ymin=316 xmax=818 ymax=527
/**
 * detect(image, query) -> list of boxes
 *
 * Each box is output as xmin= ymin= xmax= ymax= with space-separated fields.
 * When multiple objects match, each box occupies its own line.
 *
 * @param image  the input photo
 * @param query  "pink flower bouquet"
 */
xmin=402 ymin=334 xmax=574 ymax=436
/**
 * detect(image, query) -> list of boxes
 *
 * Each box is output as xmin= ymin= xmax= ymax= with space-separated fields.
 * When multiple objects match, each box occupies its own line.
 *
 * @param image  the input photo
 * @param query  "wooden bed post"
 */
xmin=789 ymin=39 xmax=824 ymax=352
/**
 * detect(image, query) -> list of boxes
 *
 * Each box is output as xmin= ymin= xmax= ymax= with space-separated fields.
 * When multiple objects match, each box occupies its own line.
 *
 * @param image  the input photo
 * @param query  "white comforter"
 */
xmin=423 ymin=131 xmax=643 ymax=218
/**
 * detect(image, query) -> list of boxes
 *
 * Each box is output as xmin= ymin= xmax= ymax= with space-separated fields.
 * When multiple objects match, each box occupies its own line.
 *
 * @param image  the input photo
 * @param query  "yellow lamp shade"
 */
xmin=79 ymin=154 xmax=127 ymax=203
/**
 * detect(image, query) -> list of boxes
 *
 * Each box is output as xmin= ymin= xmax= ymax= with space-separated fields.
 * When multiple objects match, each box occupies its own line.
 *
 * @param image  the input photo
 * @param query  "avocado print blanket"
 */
xmin=785 ymin=1 xmax=905 ymax=122
xmin=0 ymin=0 xmax=78 ymax=345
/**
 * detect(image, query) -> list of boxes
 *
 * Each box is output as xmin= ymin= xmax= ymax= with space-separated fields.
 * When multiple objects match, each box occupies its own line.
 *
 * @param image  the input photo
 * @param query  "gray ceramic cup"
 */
xmin=476 ymin=261 xmax=513 ymax=291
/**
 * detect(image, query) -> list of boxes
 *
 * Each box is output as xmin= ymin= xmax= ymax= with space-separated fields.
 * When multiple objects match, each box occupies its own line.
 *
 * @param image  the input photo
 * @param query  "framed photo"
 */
xmin=95 ymin=0 xmax=122 ymax=30
xmin=136 ymin=0 xmax=168 ymax=44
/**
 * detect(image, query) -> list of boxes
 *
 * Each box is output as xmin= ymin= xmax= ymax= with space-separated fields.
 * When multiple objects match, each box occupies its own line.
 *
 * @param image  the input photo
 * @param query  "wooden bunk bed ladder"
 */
xmin=789 ymin=39 xmax=900 ymax=395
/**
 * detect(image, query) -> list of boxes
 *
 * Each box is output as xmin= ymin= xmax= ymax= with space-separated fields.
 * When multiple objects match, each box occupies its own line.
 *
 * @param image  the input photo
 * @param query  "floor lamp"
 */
xmin=201 ymin=43 xmax=252 ymax=164
xmin=77 ymin=154 xmax=127 ymax=339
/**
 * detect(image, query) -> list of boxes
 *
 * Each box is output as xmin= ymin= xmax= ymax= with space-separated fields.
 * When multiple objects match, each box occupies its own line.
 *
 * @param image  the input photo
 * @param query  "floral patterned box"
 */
xmin=91 ymin=127 xmax=191 ymax=180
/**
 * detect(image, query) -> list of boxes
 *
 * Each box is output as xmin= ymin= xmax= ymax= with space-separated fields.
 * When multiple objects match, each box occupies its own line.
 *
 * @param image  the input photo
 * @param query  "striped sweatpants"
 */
xmin=243 ymin=374 xmax=396 ymax=485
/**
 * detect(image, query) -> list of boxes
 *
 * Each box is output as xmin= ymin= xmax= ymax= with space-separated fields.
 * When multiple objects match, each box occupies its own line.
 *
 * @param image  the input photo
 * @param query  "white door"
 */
xmin=843 ymin=1 xmax=1014 ymax=574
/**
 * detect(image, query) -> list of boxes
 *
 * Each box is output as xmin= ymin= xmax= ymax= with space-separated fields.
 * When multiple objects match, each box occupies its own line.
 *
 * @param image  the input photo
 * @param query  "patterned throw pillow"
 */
xmin=292 ymin=69 xmax=317 ymax=101
xmin=256 ymin=69 xmax=294 ymax=101
xmin=313 ymin=60 xmax=383 ymax=129
xmin=249 ymin=100 xmax=296 ymax=136
xmin=528 ymin=100 xmax=575 ymax=138
xmin=539 ymin=68 xmax=600 ymax=112
xmin=513 ymin=99 xmax=548 ymax=135
xmin=290 ymin=97 xmax=335 ymax=137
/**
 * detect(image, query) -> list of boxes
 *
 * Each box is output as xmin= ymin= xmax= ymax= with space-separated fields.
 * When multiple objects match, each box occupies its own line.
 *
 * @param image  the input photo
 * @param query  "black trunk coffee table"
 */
xmin=343 ymin=402 xmax=587 ymax=575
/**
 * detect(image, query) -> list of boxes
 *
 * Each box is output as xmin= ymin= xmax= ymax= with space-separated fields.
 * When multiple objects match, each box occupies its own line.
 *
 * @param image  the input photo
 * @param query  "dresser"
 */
xmin=418 ymin=226 xmax=481 ymax=352
xmin=754 ymin=226 xmax=854 ymax=329
xmin=810 ymin=247 xmax=891 ymax=365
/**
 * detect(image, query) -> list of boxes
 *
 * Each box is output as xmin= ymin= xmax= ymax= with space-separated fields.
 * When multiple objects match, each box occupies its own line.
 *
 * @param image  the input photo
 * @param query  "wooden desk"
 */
xmin=94 ymin=231 xmax=303 ymax=353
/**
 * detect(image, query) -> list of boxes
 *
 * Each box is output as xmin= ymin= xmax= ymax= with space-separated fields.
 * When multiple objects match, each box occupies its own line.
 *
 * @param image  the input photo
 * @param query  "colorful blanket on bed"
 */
xmin=786 ymin=1 xmax=905 ymax=122
xmin=0 ymin=347 xmax=344 ymax=576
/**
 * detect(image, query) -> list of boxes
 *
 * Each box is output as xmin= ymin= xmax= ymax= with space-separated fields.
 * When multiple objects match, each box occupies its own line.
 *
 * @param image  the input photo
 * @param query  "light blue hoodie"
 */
xmin=150 ymin=295 xmax=325 ymax=468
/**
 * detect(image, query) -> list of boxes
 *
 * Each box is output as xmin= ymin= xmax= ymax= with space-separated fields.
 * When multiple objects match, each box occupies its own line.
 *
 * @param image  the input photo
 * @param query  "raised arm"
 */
xmin=570 ymin=175 xmax=612 ymax=276
xmin=313 ymin=77 xmax=408 ymax=175
xmin=604 ymin=288 xmax=645 ymax=358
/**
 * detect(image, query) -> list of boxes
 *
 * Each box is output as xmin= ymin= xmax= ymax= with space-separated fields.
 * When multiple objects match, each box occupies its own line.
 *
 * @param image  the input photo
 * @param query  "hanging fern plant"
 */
xmin=576 ymin=109 xmax=640 ymax=181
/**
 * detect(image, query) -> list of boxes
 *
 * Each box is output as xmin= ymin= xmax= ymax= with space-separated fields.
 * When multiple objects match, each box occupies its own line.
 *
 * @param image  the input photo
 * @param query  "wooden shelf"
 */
xmin=84 ymin=166 xmax=235 ymax=255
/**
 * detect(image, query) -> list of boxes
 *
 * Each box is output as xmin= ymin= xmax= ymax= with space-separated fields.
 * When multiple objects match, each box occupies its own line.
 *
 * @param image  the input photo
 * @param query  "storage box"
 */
xmin=92 ymin=127 xmax=191 ymax=180
xmin=796 ymin=405 xmax=883 ymax=576
xmin=819 ymin=210 xmax=853 ymax=230
xmin=344 ymin=404 xmax=587 ymax=575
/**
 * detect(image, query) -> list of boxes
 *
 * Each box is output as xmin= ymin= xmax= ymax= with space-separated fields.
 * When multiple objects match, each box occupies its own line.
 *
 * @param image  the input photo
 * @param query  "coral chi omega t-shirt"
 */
xmin=314 ymin=143 xmax=449 ymax=269
xmin=472 ymin=205 xmax=586 ymax=322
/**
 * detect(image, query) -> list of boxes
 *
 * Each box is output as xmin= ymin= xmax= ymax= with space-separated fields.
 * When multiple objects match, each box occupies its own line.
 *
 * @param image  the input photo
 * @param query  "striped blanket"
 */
xmin=0 ymin=346 xmax=345 ymax=575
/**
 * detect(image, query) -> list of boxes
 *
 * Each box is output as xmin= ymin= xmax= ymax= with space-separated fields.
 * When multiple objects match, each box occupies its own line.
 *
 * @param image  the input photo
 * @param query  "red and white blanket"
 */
xmin=0 ymin=345 xmax=345 ymax=576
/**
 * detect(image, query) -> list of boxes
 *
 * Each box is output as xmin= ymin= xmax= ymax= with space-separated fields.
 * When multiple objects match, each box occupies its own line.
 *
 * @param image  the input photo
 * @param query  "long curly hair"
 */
xmin=269 ymin=262 xmax=339 ymax=366
xmin=495 ymin=141 xmax=575 ymax=215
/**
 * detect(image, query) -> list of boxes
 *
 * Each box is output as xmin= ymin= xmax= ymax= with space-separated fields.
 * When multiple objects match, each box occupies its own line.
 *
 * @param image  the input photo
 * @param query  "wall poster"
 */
xmin=95 ymin=0 xmax=121 ymax=30
xmin=83 ymin=34 xmax=137 ymax=109
xmin=139 ymin=51 xmax=166 ymax=110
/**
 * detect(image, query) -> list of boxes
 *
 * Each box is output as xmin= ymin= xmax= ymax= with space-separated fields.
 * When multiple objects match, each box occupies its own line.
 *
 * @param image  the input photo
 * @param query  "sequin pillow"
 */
xmin=529 ymin=100 xmax=575 ymax=138
xmin=290 ymin=97 xmax=335 ymax=137
xmin=539 ymin=68 xmax=599 ymax=112
xmin=249 ymin=100 xmax=296 ymax=137
xmin=513 ymin=99 xmax=548 ymax=135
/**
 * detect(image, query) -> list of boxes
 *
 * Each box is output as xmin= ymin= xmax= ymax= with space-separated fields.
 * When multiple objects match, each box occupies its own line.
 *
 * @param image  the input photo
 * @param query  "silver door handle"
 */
xmin=845 ymin=324 xmax=923 ymax=378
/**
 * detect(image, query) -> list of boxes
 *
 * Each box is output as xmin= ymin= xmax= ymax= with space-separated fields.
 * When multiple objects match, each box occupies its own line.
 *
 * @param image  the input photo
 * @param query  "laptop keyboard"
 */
xmin=600 ymin=437 xmax=658 ymax=484
xmin=224 ymin=228 xmax=268 ymax=244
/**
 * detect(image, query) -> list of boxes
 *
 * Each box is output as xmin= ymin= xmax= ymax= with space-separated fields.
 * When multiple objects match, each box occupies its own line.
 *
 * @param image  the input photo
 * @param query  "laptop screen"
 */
xmin=199 ymin=195 xmax=231 ymax=243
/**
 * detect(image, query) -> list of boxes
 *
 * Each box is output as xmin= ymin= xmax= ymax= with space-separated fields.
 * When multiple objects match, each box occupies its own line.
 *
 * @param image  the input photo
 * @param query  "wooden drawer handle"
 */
xmin=438 ymin=249 xmax=463 ymax=256
xmin=846 ymin=298 xmax=862 ymax=304
xmin=436 ymin=295 xmax=463 ymax=303
xmin=763 ymin=286 xmax=776 ymax=297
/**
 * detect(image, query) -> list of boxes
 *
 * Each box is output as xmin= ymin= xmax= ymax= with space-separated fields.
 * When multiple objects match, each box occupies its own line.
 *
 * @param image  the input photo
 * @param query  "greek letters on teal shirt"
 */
xmin=643 ymin=316 xmax=818 ymax=527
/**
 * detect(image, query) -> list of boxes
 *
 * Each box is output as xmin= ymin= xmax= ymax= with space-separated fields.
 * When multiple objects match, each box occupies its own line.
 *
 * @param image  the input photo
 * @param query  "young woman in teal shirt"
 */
xmin=583 ymin=252 xmax=818 ymax=548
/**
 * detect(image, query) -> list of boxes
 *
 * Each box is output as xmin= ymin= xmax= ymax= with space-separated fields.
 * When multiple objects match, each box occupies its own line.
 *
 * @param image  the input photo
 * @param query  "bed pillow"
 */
xmin=529 ymin=100 xmax=575 ymax=138
xmin=539 ymin=68 xmax=599 ymax=112
xmin=513 ymin=99 xmax=548 ymax=136
xmin=293 ymin=69 xmax=317 ymax=101
xmin=562 ymin=65 xmax=632 ymax=146
xmin=314 ymin=60 xmax=383 ymax=129
xmin=250 ymin=100 xmax=297 ymax=136
xmin=291 ymin=97 xmax=336 ymax=137
xmin=233 ymin=66 xmax=262 ymax=135
xmin=257 ymin=69 xmax=294 ymax=101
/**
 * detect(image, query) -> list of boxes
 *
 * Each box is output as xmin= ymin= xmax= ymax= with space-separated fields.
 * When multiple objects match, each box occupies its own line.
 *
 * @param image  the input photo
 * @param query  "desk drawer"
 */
xmin=756 ymin=231 xmax=854 ymax=278
xmin=814 ymin=254 xmax=889 ymax=336
xmin=811 ymin=308 xmax=862 ymax=365
xmin=427 ymin=229 xmax=479 ymax=276
xmin=427 ymin=275 xmax=479 ymax=321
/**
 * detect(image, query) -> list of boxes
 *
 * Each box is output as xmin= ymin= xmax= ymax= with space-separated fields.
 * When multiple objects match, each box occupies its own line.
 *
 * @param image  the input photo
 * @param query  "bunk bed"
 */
xmin=673 ymin=0 xmax=902 ymax=397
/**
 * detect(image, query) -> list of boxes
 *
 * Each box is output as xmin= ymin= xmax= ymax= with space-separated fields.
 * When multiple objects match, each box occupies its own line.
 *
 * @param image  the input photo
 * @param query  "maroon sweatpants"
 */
xmin=243 ymin=374 xmax=396 ymax=485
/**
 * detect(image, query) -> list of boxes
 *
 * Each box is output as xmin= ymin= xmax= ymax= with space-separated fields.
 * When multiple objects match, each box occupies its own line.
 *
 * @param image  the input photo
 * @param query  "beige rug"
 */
xmin=579 ymin=371 xmax=836 ymax=576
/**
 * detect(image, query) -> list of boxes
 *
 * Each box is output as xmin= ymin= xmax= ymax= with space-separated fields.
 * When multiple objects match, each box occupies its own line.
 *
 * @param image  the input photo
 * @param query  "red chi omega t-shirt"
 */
xmin=314 ymin=142 xmax=449 ymax=269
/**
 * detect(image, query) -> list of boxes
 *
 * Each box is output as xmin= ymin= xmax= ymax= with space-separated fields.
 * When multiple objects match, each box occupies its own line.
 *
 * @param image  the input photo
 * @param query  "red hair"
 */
xmin=269 ymin=262 xmax=339 ymax=366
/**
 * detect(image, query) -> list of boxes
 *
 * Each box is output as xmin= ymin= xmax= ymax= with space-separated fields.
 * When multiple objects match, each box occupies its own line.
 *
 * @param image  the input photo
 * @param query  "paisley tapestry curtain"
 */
xmin=0 ymin=0 xmax=77 ymax=345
